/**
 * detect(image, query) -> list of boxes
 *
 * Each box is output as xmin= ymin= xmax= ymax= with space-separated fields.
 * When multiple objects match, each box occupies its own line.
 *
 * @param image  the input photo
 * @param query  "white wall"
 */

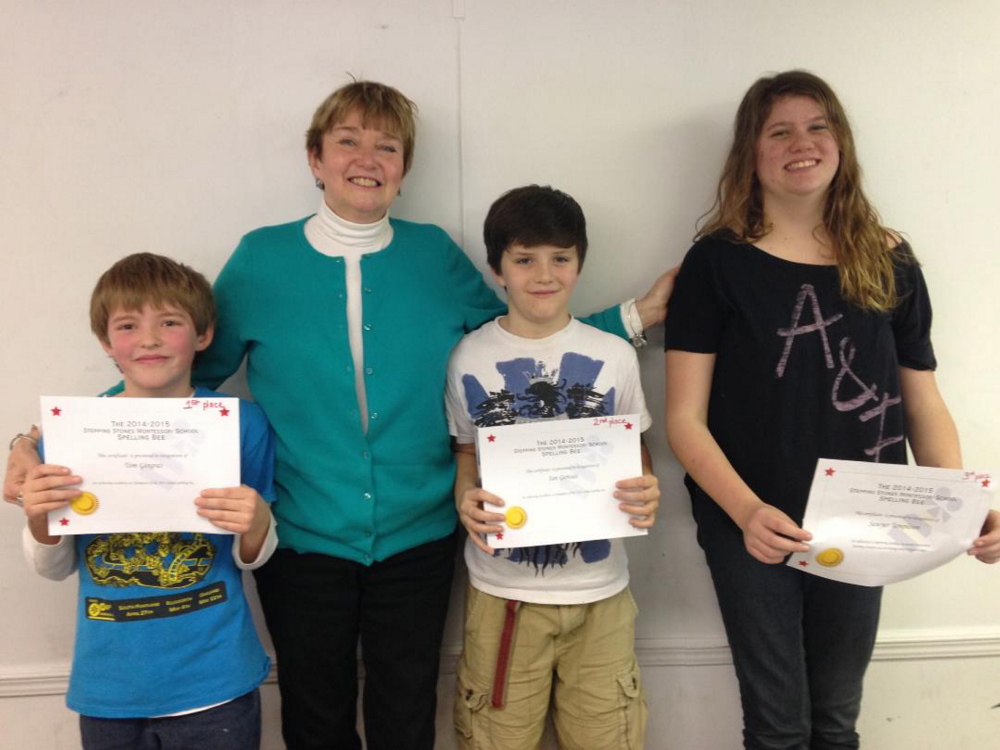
xmin=2 ymin=1 xmax=999 ymax=747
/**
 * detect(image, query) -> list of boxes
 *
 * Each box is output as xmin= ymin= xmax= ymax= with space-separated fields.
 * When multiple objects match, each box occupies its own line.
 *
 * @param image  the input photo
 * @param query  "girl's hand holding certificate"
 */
xmin=970 ymin=509 xmax=1000 ymax=564
xmin=738 ymin=501 xmax=812 ymax=565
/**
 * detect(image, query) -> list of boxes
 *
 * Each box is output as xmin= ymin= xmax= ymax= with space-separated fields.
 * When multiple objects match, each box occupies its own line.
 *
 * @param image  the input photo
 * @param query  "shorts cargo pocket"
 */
xmin=616 ymin=662 xmax=648 ymax=750
xmin=454 ymin=676 xmax=490 ymax=749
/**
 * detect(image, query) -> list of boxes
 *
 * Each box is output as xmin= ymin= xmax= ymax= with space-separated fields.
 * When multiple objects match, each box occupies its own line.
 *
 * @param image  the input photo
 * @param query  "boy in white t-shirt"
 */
xmin=445 ymin=185 xmax=659 ymax=750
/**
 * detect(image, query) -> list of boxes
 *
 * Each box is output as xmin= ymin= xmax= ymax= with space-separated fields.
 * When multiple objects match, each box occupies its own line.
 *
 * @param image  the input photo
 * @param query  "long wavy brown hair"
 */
xmin=698 ymin=70 xmax=901 ymax=311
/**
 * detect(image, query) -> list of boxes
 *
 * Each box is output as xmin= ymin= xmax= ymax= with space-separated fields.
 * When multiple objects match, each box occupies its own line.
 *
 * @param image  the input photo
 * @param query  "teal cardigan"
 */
xmin=199 ymin=217 xmax=626 ymax=564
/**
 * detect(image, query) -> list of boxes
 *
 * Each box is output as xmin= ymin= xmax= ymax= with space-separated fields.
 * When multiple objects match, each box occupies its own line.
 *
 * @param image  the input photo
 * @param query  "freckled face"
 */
xmin=102 ymin=304 xmax=212 ymax=398
xmin=755 ymin=95 xmax=840 ymax=206
xmin=308 ymin=110 xmax=405 ymax=224
xmin=492 ymin=244 xmax=580 ymax=338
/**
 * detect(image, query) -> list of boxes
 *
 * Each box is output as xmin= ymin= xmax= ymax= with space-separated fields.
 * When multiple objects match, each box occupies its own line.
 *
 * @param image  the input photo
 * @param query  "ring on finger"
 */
xmin=15 ymin=491 xmax=24 ymax=507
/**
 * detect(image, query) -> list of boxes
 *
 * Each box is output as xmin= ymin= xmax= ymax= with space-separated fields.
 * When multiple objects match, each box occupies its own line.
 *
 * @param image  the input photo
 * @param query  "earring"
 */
xmin=315 ymin=178 xmax=324 ymax=189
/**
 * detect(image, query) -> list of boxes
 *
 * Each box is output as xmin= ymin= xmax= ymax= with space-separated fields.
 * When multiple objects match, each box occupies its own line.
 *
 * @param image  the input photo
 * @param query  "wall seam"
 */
xmin=452 ymin=0 xmax=467 ymax=253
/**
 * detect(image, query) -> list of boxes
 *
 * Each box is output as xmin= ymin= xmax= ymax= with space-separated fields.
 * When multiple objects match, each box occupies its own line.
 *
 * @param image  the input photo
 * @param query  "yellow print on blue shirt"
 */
xmin=85 ymin=532 xmax=216 ymax=589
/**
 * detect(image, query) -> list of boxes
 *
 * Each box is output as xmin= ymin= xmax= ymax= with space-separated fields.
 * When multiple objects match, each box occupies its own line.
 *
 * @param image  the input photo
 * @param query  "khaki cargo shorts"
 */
xmin=454 ymin=583 xmax=647 ymax=750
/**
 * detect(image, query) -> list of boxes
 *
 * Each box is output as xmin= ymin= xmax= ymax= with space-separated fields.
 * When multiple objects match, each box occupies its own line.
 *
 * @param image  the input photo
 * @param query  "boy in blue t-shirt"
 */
xmin=20 ymin=253 xmax=276 ymax=749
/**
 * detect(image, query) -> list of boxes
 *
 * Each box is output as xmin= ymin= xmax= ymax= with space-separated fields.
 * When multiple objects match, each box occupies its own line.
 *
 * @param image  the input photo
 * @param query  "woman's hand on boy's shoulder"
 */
xmin=634 ymin=266 xmax=680 ymax=329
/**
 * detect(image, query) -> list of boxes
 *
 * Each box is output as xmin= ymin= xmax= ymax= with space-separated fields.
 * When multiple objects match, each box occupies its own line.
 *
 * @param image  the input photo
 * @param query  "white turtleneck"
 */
xmin=304 ymin=200 xmax=394 ymax=433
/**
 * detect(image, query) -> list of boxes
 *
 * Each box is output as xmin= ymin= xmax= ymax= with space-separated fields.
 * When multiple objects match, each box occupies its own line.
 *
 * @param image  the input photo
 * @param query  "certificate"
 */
xmin=477 ymin=414 xmax=645 ymax=549
xmin=41 ymin=396 xmax=241 ymax=535
xmin=787 ymin=459 xmax=994 ymax=586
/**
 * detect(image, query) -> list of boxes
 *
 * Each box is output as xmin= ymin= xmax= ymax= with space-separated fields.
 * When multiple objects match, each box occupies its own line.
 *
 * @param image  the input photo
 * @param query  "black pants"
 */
xmin=253 ymin=532 xmax=458 ymax=750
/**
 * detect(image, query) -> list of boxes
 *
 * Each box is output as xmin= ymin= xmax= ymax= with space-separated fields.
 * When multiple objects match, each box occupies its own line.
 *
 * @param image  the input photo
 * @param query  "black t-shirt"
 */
xmin=664 ymin=233 xmax=936 ymax=524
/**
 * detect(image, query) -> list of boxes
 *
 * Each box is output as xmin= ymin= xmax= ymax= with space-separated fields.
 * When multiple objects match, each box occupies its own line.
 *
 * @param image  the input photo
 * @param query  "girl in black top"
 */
xmin=665 ymin=70 xmax=999 ymax=749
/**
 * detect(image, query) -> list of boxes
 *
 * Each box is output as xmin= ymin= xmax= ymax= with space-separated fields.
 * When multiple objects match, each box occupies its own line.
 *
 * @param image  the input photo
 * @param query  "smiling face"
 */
xmin=755 ymin=95 xmax=840 ymax=208
xmin=308 ymin=110 xmax=405 ymax=224
xmin=492 ymin=243 xmax=580 ymax=338
xmin=102 ymin=304 xmax=213 ymax=398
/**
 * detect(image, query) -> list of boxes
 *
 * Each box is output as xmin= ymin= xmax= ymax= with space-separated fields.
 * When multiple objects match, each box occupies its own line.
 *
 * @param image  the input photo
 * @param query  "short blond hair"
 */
xmin=90 ymin=253 xmax=216 ymax=345
xmin=306 ymin=79 xmax=418 ymax=175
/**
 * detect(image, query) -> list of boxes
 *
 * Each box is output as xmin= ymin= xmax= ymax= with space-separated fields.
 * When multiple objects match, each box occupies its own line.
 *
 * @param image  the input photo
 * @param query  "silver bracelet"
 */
xmin=627 ymin=300 xmax=648 ymax=349
xmin=9 ymin=432 xmax=38 ymax=451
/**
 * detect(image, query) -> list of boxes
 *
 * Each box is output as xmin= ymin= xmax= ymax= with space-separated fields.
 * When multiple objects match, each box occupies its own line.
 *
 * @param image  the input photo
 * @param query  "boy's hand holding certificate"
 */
xmin=41 ymin=396 xmax=240 ymax=535
xmin=477 ymin=415 xmax=646 ymax=548
xmin=787 ymin=459 xmax=994 ymax=586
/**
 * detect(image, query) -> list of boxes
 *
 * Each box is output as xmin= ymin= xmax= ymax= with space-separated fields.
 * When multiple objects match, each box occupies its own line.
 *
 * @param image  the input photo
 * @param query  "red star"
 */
xmin=798 ymin=560 xmax=808 ymax=567
xmin=624 ymin=422 xmax=633 ymax=430
xmin=495 ymin=531 xmax=504 ymax=540
xmin=983 ymin=479 xmax=991 ymax=488
xmin=487 ymin=434 xmax=496 ymax=443
xmin=59 ymin=518 xmax=70 ymax=526
xmin=825 ymin=467 xmax=835 ymax=476
xmin=51 ymin=406 xmax=62 ymax=416
xmin=220 ymin=407 xmax=230 ymax=417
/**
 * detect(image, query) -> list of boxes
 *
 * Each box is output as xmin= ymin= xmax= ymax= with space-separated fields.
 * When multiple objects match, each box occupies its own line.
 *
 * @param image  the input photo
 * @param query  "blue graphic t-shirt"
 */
xmin=446 ymin=318 xmax=651 ymax=605
xmin=62 ymin=390 xmax=276 ymax=718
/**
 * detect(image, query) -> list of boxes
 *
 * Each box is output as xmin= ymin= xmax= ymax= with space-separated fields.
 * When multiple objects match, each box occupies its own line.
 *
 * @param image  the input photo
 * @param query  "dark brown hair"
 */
xmin=484 ymin=185 xmax=588 ymax=273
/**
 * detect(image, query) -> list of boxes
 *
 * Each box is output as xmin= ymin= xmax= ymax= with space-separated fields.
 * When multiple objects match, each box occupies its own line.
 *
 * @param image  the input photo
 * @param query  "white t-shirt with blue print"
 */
xmin=446 ymin=318 xmax=651 ymax=605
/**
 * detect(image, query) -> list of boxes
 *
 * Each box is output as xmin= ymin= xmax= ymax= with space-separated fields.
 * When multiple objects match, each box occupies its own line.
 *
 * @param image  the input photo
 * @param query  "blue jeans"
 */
xmin=693 ymin=494 xmax=881 ymax=750
xmin=79 ymin=688 xmax=260 ymax=750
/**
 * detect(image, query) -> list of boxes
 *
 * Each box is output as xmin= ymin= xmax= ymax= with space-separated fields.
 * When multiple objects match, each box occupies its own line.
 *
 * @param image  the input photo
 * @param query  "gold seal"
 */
xmin=71 ymin=492 xmax=100 ymax=516
xmin=816 ymin=548 xmax=844 ymax=567
xmin=505 ymin=507 xmax=528 ymax=529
